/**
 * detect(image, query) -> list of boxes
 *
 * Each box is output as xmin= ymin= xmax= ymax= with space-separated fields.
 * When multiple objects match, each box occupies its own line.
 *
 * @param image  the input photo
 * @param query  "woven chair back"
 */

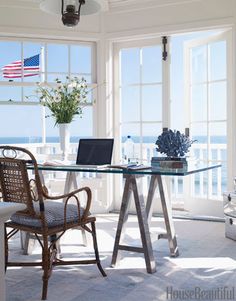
xmin=0 ymin=146 xmax=43 ymax=216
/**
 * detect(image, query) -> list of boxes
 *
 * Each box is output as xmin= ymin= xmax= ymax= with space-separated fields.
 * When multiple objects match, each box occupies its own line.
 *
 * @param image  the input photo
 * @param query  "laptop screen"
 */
xmin=76 ymin=138 xmax=114 ymax=165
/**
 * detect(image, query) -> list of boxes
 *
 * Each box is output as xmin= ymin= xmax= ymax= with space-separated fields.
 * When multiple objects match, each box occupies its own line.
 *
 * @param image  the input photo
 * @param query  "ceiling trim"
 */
xmin=0 ymin=0 xmax=202 ymax=12
xmin=108 ymin=0 xmax=201 ymax=9
xmin=0 ymin=0 xmax=39 ymax=9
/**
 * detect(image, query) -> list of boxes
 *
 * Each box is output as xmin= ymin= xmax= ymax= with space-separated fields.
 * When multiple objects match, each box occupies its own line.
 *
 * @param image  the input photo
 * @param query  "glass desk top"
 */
xmin=31 ymin=162 xmax=222 ymax=176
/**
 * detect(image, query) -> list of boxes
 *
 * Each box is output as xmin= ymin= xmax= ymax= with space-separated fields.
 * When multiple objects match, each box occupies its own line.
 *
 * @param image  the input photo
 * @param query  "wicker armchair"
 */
xmin=0 ymin=145 xmax=106 ymax=300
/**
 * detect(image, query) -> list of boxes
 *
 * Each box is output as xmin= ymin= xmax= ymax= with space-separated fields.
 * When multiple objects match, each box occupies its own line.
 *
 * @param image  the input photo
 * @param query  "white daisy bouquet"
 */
xmin=37 ymin=76 xmax=88 ymax=125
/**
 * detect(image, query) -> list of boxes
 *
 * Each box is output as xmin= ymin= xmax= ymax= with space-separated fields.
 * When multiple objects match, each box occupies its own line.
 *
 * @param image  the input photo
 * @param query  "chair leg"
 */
xmin=91 ymin=221 xmax=107 ymax=277
xmin=4 ymin=227 xmax=8 ymax=272
xmin=41 ymin=236 xmax=50 ymax=300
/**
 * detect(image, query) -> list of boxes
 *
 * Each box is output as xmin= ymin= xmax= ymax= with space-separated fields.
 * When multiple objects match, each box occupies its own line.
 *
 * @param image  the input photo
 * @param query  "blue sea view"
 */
xmin=0 ymin=135 xmax=227 ymax=144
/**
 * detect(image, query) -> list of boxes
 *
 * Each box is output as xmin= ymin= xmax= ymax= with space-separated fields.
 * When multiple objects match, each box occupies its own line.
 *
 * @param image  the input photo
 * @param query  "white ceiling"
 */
xmin=0 ymin=0 xmax=200 ymax=11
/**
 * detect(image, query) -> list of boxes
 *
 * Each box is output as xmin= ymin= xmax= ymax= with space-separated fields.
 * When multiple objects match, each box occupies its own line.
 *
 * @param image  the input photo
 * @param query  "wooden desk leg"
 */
xmin=64 ymin=172 xmax=75 ymax=195
xmin=131 ymin=177 xmax=156 ymax=273
xmin=111 ymin=176 xmax=132 ymax=267
xmin=146 ymin=175 xmax=158 ymax=225
xmin=157 ymin=175 xmax=179 ymax=257
xmin=111 ymin=175 xmax=156 ymax=274
xmin=64 ymin=172 xmax=87 ymax=246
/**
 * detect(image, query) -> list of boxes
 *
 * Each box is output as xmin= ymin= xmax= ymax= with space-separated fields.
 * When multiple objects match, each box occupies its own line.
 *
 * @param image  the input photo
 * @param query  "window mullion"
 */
xmin=162 ymin=36 xmax=170 ymax=130
xmin=140 ymin=48 xmax=143 ymax=160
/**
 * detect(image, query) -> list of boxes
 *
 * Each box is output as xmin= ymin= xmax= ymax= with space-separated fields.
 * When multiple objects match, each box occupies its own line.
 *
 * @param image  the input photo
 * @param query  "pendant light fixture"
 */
xmin=61 ymin=0 xmax=84 ymax=27
xmin=40 ymin=0 xmax=107 ymax=27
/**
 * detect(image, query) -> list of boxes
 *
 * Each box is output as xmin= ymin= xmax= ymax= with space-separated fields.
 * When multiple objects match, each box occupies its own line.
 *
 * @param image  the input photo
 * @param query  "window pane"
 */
xmin=22 ymin=42 xmax=43 ymax=82
xmin=47 ymin=74 xmax=68 ymax=83
xmin=191 ymin=45 xmax=207 ymax=83
xmin=45 ymin=106 xmax=93 ymax=142
xmin=24 ymin=86 xmax=40 ymax=103
xmin=191 ymin=84 xmax=207 ymax=122
xmin=142 ymin=85 xmax=162 ymax=121
xmin=45 ymin=107 xmax=59 ymax=141
xmin=191 ymin=122 xmax=207 ymax=143
xmin=23 ymin=73 xmax=41 ymax=82
xmin=193 ymin=170 xmax=209 ymax=196
xmin=142 ymin=123 xmax=162 ymax=139
xmin=70 ymin=106 xmax=93 ymax=138
xmin=0 ymin=41 xmax=21 ymax=82
xmin=70 ymin=45 xmax=91 ymax=74
xmin=23 ymin=42 xmax=43 ymax=58
xmin=210 ymin=145 xmax=226 ymax=162
xmin=121 ymin=86 xmax=140 ymax=122
xmin=142 ymin=46 xmax=162 ymax=83
xmin=47 ymin=44 xmax=68 ymax=73
xmin=142 ymin=123 xmax=162 ymax=161
xmin=47 ymin=74 xmax=92 ymax=84
xmin=209 ymin=122 xmax=226 ymax=144
xmin=209 ymin=82 xmax=226 ymax=121
xmin=221 ymin=161 xmax=227 ymax=193
xmin=209 ymin=41 xmax=226 ymax=81
xmin=121 ymin=124 xmax=140 ymax=142
xmin=71 ymin=74 xmax=92 ymax=84
xmin=121 ymin=123 xmax=140 ymax=161
xmin=0 ymin=105 xmax=42 ymax=143
xmin=120 ymin=43 xmax=163 ymax=163
xmin=121 ymin=48 xmax=140 ymax=85
xmin=0 ymin=86 xmax=21 ymax=102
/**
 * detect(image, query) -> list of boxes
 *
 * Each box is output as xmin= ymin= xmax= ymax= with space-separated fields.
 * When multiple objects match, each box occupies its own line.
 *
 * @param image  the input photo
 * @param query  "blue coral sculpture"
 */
xmin=155 ymin=129 xmax=195 ymax=157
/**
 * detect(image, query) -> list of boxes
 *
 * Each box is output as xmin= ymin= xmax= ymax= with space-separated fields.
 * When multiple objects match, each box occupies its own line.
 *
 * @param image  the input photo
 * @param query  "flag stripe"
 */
xmin=3 ymin=73 xmax=39 ymax=79
xmin=3 ymin=67 xmax=39 ymax=72
xmin=1 ymin=54 xmax=40 ymax=78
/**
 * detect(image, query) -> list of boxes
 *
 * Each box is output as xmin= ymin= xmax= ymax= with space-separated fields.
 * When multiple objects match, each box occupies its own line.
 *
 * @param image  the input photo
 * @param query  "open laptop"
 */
xmin=76 ymin=138 xmax=114 ymax=168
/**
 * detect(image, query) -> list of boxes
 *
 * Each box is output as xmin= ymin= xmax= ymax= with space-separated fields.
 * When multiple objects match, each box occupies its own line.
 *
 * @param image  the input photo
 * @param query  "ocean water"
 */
xmin=0 ymin=135 xmax=226 ymax=144
xmin=0 ymin=136 xmax=79 ymax=144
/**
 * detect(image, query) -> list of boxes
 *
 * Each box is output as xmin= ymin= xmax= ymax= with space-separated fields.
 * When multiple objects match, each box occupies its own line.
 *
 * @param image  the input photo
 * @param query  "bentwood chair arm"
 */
xmin=42 ymin=186 xmax=92 ymax=220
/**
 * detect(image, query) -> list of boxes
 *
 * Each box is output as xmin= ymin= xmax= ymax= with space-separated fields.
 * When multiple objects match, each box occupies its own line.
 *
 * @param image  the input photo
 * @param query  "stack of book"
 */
xmin=110 ymin=164 xmax=151 ymax=170
xmin=151 ymin=157 xmax=188 ymax=170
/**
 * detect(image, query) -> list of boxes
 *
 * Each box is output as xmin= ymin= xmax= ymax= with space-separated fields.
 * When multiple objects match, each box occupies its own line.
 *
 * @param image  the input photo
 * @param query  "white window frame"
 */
xmin=112 ymin=37 xmax=170 ymax=210
xmin=0 ymin=36 xmax=97 ymax=143
xmin=183 ymin=30 xmax=233 ymax=216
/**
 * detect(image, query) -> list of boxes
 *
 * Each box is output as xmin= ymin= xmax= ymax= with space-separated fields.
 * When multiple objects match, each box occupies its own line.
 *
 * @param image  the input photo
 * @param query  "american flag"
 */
xmin=2 ymin=54 xmax=40 ymax=79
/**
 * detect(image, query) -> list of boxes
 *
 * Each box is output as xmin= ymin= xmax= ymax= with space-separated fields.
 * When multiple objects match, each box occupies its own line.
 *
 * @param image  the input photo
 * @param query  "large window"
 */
xmin=114 ymin=30 xmax=231 ymax=217
xmin=182 ymin=31 xmax=230 ymax=216
xmin=117 ymin=40 xmax=165 ymax=163
xmin=0 ymin=39 xmax=96 ymax=144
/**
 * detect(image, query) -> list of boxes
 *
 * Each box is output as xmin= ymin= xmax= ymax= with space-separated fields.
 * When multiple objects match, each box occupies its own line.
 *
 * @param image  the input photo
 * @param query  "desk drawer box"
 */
xmin=223 ymin=192 xmax=236 ymax=240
